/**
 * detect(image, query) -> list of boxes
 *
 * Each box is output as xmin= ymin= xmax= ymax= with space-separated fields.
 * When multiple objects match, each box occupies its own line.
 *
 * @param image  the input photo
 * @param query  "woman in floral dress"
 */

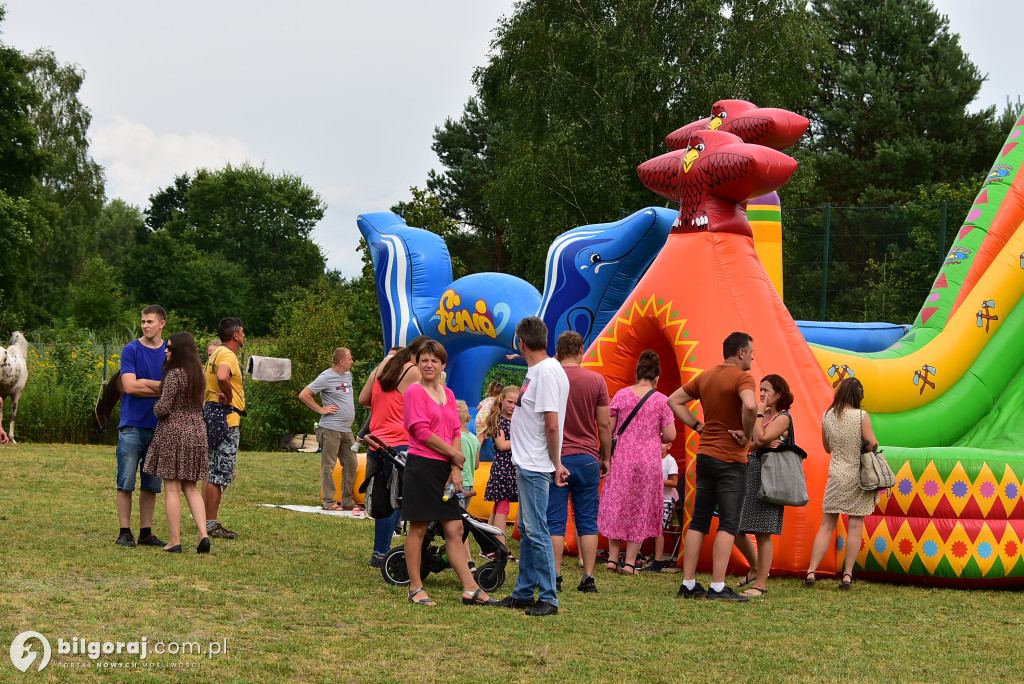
xmin=804 ymin=377 xmax=880 ymax=590
xmin=143 ymin=332 xmax=211 ymax=554
xmin=597 ymin=350 xmax=676 ymax=574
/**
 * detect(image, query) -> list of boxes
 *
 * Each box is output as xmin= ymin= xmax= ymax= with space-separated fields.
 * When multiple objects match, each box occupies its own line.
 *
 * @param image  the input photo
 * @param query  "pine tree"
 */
xmin=809 ymin=0 xmax=1004 ymax=205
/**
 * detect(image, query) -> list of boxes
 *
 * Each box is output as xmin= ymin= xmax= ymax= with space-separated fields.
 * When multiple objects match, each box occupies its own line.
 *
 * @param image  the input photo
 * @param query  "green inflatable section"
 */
xmin=872 ymin=294 xmax=1024 ymax=448
xmin=810 ymin=114 xmax=1024 ymax=362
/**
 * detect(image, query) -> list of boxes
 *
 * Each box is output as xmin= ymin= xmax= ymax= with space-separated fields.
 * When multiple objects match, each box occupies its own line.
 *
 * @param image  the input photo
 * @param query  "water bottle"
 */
xmin=442 ymin=482 xmax=457 ymax=501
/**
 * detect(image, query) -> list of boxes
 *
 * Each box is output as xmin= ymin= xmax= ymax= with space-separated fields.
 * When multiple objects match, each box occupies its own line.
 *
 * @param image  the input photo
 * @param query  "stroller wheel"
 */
xmin=474 ymin=561 xmax=506 ymax=592
xmin=381 ymin=547 xmax=410 ymax=586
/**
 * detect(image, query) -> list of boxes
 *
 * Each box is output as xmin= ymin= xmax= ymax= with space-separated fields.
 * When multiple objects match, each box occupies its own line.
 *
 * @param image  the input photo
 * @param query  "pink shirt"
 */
xmin=403 ymin=383 xmax=461 ymax=462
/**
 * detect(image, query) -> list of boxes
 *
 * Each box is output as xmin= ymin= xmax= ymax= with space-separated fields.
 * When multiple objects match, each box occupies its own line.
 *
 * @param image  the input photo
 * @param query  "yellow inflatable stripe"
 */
xmin=811 ymin=218 xmax=1024 ymax=413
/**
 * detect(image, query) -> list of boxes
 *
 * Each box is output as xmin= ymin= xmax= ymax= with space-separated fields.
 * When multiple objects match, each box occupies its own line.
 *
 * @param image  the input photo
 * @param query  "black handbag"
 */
xmin=610 ymin=389 xmax=656 ymax=456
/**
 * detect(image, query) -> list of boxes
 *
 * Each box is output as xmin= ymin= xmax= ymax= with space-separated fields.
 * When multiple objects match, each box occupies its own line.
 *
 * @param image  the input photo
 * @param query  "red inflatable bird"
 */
xmin=637 ymin=129 xmax=797 ymax=235
xmin=666 ymin=99 xmax=809 ymax=152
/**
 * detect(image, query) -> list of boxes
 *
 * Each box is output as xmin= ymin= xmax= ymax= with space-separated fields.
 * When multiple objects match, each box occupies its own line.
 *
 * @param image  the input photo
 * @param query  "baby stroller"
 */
xmin=364 ymin=434 xmax=511 ymax=592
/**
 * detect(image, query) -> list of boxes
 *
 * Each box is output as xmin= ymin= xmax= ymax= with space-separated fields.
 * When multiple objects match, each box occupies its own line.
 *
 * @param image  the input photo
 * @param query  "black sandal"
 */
xmin=408 ymin=587 xmax=436 ymax=605
xmin=619 ymin=563 xmax=638 ymax=575
xmin=736 ymin=571 xmax=756 ymax=588
xmin=803 ymin=571 xmax=816 ymax=587
xmin=462 ymin=588 xmax=500 ymax=606
xmin=840 ymin=573 xmax=853 ymax=590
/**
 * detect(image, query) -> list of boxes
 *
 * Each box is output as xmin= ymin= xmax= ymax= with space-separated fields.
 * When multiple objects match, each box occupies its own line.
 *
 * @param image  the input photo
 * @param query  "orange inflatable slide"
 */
xmin=582 ymin=231 xmax=837 ymax=575
xmin=576 ymin=102 xmax=839 ymax=575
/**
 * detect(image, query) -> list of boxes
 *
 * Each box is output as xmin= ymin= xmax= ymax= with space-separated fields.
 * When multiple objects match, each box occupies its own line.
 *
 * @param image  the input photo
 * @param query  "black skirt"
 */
xmin=402 ymin=454 xmax=463 ymax=522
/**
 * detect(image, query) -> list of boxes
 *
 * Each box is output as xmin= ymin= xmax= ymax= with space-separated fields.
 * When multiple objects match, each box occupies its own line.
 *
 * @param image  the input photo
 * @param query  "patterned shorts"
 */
xmin=208 ymin=427 xmax=240 ymax=488
xmin=662 ymin=500 xmax=675 ymax=530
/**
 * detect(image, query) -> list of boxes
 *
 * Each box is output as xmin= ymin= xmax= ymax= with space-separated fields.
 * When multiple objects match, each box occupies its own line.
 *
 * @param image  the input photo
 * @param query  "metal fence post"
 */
xmin=820 ymin=204 xmax=831 ymax=321
xmin=939 ymin=200 xmax=948 ymax=265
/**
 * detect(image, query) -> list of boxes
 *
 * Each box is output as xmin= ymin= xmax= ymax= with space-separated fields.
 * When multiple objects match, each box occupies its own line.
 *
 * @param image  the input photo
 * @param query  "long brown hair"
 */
xmin=163 ymin=331 xmax=205 ymax=407
xmin=828 ymin=377 xmax=864 ymax=418
xmin=378 ymin=346 xmax=414 ymax=392
xmin=481 ymin=385 xmax=519 ymax=440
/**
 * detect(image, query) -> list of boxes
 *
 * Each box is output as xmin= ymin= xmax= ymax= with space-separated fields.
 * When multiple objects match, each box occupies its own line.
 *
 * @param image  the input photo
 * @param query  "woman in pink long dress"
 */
xmin=597 ymin=350 xmax=677 ymax=574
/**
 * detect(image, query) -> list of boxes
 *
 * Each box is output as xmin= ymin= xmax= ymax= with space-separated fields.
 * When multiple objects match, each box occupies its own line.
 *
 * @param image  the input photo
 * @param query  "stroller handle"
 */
xmin=364 ymin=434 xmax=408 ymax=468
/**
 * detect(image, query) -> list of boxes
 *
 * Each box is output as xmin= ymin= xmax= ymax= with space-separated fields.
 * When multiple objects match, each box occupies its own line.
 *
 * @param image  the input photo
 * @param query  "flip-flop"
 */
xmin=742 ymin=586 xmax=768 ymax=598
xmin=323 ymin=502 xmax=345 ymax=511
xmin=736 ymin=572 xmax=756 ymax=588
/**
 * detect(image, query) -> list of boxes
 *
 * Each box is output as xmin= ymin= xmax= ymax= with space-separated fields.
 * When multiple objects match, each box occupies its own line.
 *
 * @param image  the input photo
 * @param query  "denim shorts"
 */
xmin=546 ymin=453 xmax=601 ymax=536
xmin=208 ymin=427 xmax=240 ymax=488
xmin=689 ymin=453 xmax=747 ymax=536
xmin=116 ymin=426 xmax=162 ymax=493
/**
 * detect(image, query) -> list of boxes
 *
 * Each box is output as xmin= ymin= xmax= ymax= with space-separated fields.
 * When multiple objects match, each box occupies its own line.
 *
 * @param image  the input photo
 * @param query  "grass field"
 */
xmin=1 ymin=444 xmax=1021 ymax=683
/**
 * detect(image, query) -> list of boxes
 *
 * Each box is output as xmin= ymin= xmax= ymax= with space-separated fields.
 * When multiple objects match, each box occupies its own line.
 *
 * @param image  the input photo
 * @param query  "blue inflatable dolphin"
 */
xmin=357 ymin=207 xmax=673 ymax=403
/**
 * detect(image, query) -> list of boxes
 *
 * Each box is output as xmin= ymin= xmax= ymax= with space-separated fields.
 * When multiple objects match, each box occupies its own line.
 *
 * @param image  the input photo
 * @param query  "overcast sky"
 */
xmin=2 ymin=1 xmax=1020 ymax=278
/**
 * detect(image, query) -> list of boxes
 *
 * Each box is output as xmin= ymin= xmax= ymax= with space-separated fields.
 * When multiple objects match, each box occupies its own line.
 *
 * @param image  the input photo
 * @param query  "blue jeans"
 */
xmin=371 ymin=445 xmax=406 ymax=557
xmin=511 ymin=467 xmax=558 ymax=606
xmin=115 ymin=426 xmax=161 ymax=492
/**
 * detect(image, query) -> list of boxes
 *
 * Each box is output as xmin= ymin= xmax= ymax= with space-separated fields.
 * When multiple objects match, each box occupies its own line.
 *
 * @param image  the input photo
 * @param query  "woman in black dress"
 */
xmin=734 ymin=374 xmax=794 ymax=597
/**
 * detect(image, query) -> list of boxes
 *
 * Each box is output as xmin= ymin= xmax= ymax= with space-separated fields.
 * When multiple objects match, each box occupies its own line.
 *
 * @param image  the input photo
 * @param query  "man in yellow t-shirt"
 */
xmin=203 ymin=317 xmax=247 ymax=539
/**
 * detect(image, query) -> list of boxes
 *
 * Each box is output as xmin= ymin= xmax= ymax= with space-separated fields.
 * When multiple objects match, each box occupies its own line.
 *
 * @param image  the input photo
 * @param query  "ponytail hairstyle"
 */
xmin=828 ymin=377 xmax=864 ymax=418
xmin=481 ymin=385 xmax=520 ymax=440
xmin=378 ymin=347 xmax=414 ymax=392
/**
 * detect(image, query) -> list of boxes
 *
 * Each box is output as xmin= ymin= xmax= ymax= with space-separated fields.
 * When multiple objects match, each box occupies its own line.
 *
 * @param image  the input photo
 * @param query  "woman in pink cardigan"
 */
xmin=401 ymin=339 xmax=498 ymax=608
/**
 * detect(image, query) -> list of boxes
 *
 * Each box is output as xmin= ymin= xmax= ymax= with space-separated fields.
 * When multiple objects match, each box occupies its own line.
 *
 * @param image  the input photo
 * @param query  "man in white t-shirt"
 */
xmin=497 ymin=317 xmax=569 ymax=617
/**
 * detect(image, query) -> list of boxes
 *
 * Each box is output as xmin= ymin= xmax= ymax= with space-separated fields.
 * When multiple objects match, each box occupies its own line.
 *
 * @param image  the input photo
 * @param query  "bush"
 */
xmin=18 ymin=338 xmax=119 ymax=443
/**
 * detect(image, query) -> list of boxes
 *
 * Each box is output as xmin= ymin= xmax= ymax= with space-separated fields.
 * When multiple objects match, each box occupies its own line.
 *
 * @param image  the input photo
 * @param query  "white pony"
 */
xmin=0 ymin=332 xmax=29 ymax=443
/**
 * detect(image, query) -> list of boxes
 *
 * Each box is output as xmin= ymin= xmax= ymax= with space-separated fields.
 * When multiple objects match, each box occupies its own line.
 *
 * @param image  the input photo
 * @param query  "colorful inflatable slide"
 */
xmin=358 ymin=100 xmax=1024 ymax=587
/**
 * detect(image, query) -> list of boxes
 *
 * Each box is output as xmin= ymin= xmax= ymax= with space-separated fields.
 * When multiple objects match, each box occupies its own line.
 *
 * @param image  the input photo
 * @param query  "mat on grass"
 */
xmin=258 ymin=504 xmax=367 ymax=519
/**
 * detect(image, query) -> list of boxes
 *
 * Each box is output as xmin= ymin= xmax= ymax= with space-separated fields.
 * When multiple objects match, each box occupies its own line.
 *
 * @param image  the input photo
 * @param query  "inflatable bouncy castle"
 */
xmin=359 ymin=100 xmax=1024 ymax=587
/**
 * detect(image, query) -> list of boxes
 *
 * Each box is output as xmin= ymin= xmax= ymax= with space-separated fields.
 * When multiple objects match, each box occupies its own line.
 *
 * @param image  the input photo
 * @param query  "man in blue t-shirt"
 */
xmin=114 ymin=305 xmax=168 ymax=548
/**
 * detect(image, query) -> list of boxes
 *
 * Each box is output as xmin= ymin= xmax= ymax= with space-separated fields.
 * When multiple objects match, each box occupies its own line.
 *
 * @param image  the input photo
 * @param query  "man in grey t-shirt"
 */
xmin=298 ymin=348 xmax=357 ymax=510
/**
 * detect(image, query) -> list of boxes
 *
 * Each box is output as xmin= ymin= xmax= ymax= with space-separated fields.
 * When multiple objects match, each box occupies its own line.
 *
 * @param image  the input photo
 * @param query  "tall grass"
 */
xmin=12 ymin=337 xmax=369 ymax=450
xmin=17 ymin=342 xmax=119 ymax=444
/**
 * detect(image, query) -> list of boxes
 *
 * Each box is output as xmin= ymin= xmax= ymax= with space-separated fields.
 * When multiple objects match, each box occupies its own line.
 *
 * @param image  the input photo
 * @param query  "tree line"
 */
xmin=415 ymin=0 xmax=1021 ymax=314
xmin=3 ymin=0 xmax=1023 ymax=354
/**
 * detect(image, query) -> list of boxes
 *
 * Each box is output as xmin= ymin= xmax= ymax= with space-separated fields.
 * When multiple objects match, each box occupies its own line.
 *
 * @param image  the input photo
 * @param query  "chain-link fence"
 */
xmin=782 ymin=201 xmax=972 ymax=323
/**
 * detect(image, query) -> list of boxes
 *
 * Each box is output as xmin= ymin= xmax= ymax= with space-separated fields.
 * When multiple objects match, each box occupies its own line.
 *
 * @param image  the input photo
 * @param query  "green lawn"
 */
xmin=1 ymin=444 xmax=1020 ymax=683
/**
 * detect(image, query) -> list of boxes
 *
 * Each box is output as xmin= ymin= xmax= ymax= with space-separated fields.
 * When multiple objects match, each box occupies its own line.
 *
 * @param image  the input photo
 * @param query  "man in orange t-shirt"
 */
xmin=668 ymin=332 xmax=758 ymax=601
